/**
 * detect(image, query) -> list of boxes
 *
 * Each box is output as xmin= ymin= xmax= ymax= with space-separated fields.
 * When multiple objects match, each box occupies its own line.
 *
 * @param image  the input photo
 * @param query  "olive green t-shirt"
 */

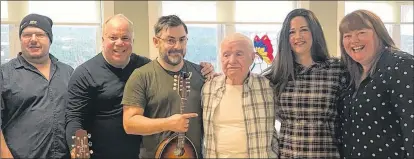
xmin=122 ymin=59 xmax=205 ymax=158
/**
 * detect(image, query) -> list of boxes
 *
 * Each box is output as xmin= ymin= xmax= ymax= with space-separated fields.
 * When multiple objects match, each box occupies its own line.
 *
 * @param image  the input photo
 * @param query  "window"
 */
xmin=401 ymin=5 xmax=413 ymax=55
xmin=186 ymin=24 xmax=219 ymax=69
xmin=1 ymin=1 xmax=7 ymax=20
xmin=0 ymin=1 xmax=102 ymax=67
xmin=236 ymin=24 xmax=282 ymax=73
xmin=235 ymin=1 xmax=296 ymax=73
xmin=401 ymin=24 xmax=413 ymax=55
xmin=345 ymin=1 xmax=414 ymax=55
xmin=28 ymin=1 xmax=100 ymax=23
xmin=401 ymin=5 xmax=413 ymax=23
xmin=50 ymin=25 xmax=99 ymax=67
xmin=235 ymin=1 xmax=294 ymax=22
xmin=27 ymin=1 xmax=102 ymax=68
xmin=162 ymin=1 xmax=220 ymax=69
xmin=160 ymin=1 xmax=298 ymax=73
xmin=345 ymin=2 xmax=394 ymax=23
xmin=162 ymin=1 xmax=217 ymax=22
xmin=1 ymin=25 xmax=10 ymax=64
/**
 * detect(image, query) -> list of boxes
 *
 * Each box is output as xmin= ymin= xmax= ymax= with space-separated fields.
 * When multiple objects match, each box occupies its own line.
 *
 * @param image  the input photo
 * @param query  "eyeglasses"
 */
xmin=21 ymin=32 xmax=48 ymax=39
xmin=156 ymin=36 xmax=188 ymax=46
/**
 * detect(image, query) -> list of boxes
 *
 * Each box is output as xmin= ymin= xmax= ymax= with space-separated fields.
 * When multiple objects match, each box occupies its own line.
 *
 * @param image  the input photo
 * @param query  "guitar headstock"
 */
xmin=71 ymin=129 xmax=93 ymax=159
xmin=173 ymin=72 xmax=191 ymax=98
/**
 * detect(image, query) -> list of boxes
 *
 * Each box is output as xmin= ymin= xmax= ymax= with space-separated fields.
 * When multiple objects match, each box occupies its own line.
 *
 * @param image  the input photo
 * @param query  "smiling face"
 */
xmin=153 ymin=25 xmax=188 ymax=66
xmin=20 ymin=26 xmax=50 ymax=60
xmin=339 ymin=10 xmax=389 ymax=67
xmin=289 ymin=16 xmax=313 ymax=57
xmin=101 ymin=17 xmax=133 ymax=68
xmin=342 ymin=28 xmax=379 ymax=66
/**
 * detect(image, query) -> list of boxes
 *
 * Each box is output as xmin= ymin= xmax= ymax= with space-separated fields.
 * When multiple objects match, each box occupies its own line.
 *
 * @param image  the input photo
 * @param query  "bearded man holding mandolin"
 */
xmin=122 ymin=15 xmax=214 ymax=159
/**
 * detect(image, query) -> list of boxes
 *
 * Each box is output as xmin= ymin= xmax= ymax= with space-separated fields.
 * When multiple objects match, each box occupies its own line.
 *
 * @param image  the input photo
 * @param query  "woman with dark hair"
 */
xmin=264 ymin=8 xmax=347 ymax=158
xmin=338 ymin=9 xmax=413 ymax=158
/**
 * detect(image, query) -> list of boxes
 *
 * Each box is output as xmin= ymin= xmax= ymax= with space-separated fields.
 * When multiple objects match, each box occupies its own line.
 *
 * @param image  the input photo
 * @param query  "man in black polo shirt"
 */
xmin=0 ymin=13 xmax=73 ymax=159
xmin=65 ymin=14 xmax=214 ymax=159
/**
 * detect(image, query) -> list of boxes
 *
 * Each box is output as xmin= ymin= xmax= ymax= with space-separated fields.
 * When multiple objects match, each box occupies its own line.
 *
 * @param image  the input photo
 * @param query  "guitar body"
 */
xmin=155 ymin=133 xmax=198 ymax=158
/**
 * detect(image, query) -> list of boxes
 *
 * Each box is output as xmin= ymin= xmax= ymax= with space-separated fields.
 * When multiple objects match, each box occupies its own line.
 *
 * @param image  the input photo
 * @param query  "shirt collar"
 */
xmin=14 ymin=52 xmax=59 ymax=69
xmin=294 ymin=60 xmax=329 ymax=73
xmin=216 ymin=72 xmax=255 ymax=91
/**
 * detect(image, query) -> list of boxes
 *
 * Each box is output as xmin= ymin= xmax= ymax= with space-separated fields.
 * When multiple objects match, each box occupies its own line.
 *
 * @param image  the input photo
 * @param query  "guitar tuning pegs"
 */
xmin=71 ymin=144 xmax=75 ymax=148
xmin=173 ymin=87 xmax=177 ymax=90
xmin=90 ymin=150 xmax=94 ymax=154
xmin=87 ymin=133 xmax=91 ymax=138
xmin=174 ymin=75 xmax=178 ymax=78
xmin=71 ymin=136 xmax=75 ymax=139
xmin=88 ymin=141 xmax=92 ymax=147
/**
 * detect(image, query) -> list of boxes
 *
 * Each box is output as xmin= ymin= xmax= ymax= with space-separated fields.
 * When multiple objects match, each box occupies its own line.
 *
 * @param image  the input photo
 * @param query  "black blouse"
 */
xmin=338 ymin=51 xmax=414 ymax=159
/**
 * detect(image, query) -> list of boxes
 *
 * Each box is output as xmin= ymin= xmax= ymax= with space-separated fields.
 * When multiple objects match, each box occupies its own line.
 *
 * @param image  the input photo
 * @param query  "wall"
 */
xmin=309 ymin=1 xmax=342 ymax=57
xmin=114 ymin=1 xmax=150 ymax=58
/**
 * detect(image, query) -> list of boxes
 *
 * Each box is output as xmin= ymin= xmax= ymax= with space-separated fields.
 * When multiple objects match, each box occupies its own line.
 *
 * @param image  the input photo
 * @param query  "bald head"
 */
xmin=102 ymin=14 xmax=134 ymax=37
xmin=101 ymin=14 xmax=134 ymax=68
xmin=220 ymin=33 xmax=254 ymax=53
xmin=220 ymin=33 xmax=255 ymax=85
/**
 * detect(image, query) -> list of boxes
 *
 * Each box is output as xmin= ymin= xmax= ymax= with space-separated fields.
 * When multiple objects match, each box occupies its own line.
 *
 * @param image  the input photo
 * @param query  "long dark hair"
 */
xmin=263 ymin=8 xmax=330 ymax=96
xmin=339 ymin=9 xmax=399 ymax=88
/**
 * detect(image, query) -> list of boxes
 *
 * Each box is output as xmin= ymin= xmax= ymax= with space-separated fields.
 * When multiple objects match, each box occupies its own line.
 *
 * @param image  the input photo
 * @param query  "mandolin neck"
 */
xmin=175 ymin=71 xmax=190 ymax=150
xmin=177 ymin=95 xmax=186 ymax=149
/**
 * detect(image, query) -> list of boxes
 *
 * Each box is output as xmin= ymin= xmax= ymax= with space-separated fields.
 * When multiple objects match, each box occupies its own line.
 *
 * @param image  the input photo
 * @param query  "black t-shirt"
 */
xmin=65 ymin=53 xmax=150 ymax=159
xmin=122 ymin=59 xmax=205 ymax=158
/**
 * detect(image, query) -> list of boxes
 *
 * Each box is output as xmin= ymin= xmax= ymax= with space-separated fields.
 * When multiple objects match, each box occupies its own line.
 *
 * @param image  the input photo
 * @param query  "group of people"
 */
xmin=1 ymin=7 xmax=412 ymax=159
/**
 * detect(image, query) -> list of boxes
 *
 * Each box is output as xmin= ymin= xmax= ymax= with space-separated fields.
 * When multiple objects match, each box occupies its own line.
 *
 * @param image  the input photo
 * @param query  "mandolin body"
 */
xmin=155 ymin=133 xmax=198 ymax=159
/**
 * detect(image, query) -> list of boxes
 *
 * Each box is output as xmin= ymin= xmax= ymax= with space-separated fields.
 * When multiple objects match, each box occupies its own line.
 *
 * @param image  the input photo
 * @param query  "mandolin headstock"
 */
xmin=173 ymin=72 xmax=191 ymax=98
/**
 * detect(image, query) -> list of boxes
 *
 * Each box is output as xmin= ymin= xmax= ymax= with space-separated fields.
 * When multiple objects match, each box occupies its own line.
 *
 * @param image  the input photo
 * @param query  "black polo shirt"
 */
xmin=0 ymin=52 xmax=73 ymax=158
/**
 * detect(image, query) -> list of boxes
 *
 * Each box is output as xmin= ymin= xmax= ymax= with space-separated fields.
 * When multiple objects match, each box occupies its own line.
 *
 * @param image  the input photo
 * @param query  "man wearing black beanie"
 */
xmin=0 ymin=13 xmax=73 ymax=159
xmin=19 ymin=13 xmax=54 ymax=43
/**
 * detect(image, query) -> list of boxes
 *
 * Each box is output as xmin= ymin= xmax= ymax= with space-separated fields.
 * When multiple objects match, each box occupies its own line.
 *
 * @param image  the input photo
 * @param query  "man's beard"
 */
xmin=22 ymin=51 xmax=48 ymax=61
xmin=28 ymin=53 xmax=47 ymax=59
xmin=21 ymin=45 xmax=48 ymax=59
xmin=162 ymin=49 xmax=185 ymax=66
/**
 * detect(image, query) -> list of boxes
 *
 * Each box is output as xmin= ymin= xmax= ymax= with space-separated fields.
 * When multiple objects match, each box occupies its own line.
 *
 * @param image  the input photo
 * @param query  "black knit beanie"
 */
xmin=19 ymin=13 xmax=53 ymax=43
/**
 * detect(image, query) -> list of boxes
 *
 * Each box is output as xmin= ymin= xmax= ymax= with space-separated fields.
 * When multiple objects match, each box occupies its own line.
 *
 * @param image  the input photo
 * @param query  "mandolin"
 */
xmin=71 ymin=129 xmax=93 ymax=159
xmin=154 ymin=72 xmax=199 ymax=159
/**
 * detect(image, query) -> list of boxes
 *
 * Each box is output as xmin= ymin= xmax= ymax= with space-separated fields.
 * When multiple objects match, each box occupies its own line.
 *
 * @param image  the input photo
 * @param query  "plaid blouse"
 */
xmin=202 ymin=73 xmax=277 ymax=158
xmin=272 ymin=58 xmax=347 ymax=158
